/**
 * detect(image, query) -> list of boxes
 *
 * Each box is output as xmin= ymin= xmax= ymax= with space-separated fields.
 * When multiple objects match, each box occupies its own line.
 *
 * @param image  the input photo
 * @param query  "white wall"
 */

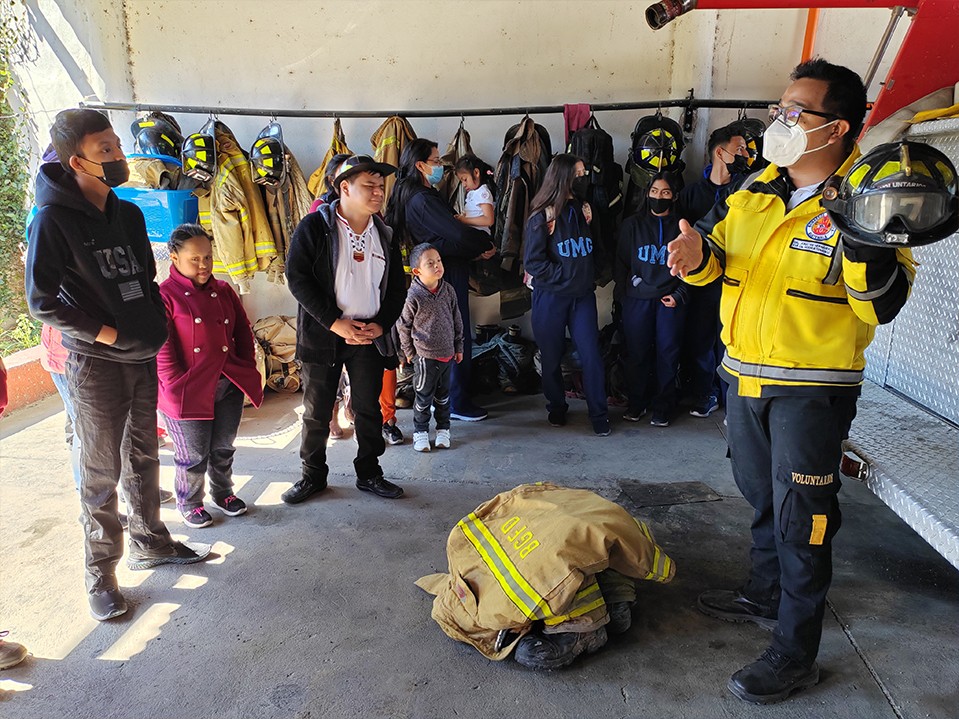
xmin=15 ymin=0 xmax=910 ymax=323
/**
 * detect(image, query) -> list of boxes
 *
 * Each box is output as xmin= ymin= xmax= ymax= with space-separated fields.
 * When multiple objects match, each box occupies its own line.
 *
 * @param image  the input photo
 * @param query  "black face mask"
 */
xmin=571 ymin=176 xmax=589 ymax=201
xmin=649 ymin=196 xmax=673 ymax=214
xmin=78 ymin=157 xmax=130 ymax=188
xmin=724 ymin=155 xmax=750 ymax=175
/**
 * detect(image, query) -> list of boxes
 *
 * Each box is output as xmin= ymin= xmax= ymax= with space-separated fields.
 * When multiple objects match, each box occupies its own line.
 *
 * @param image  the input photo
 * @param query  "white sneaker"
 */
xmin=435 ymin=429 xmax=451 ymax=449
xmin=413 ymin=431 xmax=431 ymax=452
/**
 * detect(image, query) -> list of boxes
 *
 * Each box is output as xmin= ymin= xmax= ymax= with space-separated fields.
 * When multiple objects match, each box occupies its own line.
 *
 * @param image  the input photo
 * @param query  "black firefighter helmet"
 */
xmin=822 ymin=140 xmax=959 ymax=248
xmin=730 ymin=116 xmax=767 ymax=170
xmin=130 ymin=112 xmax=183 ymax=158
xmin=250 ymin=122 xmax=287 ymax=187
xmin=181 ymin=119 xmax=217 ymax=183
xmin=631 ymin=112 xmax=684 ymax=173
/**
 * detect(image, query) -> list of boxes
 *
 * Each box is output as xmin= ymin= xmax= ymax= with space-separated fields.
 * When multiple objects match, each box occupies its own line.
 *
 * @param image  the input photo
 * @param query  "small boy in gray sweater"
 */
xmin=398 ymin=243 xmax=464 ymax=452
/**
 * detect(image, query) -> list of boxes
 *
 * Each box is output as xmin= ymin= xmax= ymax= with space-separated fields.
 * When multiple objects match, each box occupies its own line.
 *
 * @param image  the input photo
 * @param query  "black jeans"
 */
xmin=300 ymin=343 xmax=386 ymax=483
xmin=67 ymin=352 xmax=172 ymax=592
xmin=162 ymin=378 xmax=245 ymax=511
xmin=726 ymin=390 xmax=857 ymax=667
xmin=412 ymin=357 xmax=452 ymax=432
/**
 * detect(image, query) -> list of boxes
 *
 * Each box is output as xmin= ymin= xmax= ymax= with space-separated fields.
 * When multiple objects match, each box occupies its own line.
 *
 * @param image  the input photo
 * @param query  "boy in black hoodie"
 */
xmin=25 ymin=109 xmax=210 ymax=622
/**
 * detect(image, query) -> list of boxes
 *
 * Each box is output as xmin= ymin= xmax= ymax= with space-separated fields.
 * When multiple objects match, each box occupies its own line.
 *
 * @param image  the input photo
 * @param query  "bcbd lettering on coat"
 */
xmin=501 ymin=515 xmax=540 ymax=558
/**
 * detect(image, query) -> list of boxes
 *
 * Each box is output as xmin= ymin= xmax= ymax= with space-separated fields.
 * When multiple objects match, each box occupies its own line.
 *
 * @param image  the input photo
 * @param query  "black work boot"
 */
xmin=606 ymin=602 xmax=633 ymax=635
xmin=513 ymin=626 xmax=607 ymax=670
xmin=697 ymin=588 xmax=778 ymax=631
xmin=727 ymin=647 xmax=820 ymax=704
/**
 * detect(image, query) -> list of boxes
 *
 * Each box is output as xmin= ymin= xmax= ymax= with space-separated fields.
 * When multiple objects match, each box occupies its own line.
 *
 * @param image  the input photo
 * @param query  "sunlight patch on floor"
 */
xmin=99 ymin=602 xmax=180 ymax=661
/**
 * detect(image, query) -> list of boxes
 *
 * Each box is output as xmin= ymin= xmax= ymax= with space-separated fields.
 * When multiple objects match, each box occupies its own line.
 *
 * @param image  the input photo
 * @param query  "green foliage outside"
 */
xmin=0 ymin=0 xmax=38 ymax=355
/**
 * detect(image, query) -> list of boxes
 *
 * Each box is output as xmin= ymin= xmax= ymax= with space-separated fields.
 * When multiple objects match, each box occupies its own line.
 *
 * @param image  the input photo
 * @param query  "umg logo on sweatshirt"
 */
xmin=637 ymin=245 xmax=668 ymax=266
xmin=556 ymin=236 xmax=593 ymax=258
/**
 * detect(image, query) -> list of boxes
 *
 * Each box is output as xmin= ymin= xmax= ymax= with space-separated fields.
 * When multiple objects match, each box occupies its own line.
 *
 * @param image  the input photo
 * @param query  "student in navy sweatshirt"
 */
xmin=615 ymin=171 xmax=688 ymax=428
xmin=25 ymin=109 xmax=210 ymax=623
xmin=523 ymin=154 xmax=610 ymax=436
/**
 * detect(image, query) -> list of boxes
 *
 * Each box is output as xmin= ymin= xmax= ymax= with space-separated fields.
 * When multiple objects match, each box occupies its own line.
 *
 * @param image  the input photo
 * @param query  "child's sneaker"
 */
xmin=209 ymin=495 xmax=247 ymax=517
xmin=413 ymin=431 xmax=431 ymax=452
xmin=435 ymin=429 xmax=451 ymax=449
xmin=182 ymin=506 xmax=213 ymax=528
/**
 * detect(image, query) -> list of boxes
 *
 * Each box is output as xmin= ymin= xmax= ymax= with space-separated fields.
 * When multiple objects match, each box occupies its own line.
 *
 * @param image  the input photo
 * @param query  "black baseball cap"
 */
xmin=332 ymin=155 xmax=397 ymax=186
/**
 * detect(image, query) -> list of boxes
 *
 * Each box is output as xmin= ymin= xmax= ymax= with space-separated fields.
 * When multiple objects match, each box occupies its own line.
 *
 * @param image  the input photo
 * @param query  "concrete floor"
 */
xmin=1 ymin=389 xmax=957 ymax=719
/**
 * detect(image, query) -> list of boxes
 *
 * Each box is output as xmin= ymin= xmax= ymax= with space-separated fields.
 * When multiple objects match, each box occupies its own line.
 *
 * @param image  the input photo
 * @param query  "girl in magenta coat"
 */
xmin=158 ymin=224 xmax=264 ymax=528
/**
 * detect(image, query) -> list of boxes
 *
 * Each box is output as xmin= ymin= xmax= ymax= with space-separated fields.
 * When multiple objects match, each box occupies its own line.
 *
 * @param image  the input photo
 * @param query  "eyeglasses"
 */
xmin=768 ymin=104 xmax=840 ymax=128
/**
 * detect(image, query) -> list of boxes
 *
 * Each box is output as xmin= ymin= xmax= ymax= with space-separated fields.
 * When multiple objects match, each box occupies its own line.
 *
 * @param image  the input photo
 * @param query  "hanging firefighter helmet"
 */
xmin=631 ymin=113 xmax=684 ymax=173
xmin=250 ymin=122 xmax=287 ymax=186
xmin=130 ymin=113 xmax=183 ymax=158
xmin=181 ymin=120 xmax=217 ymax=183
xmin=731 ymin=117 xmax=767 ymax=170
xmin=822 ymin=140 xmax=959 ymax=248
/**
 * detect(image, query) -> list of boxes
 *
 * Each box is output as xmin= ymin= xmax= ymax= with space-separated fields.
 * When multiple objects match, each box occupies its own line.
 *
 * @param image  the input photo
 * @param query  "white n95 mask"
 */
xmin=762 ymin=118 xmax=839 ymax=167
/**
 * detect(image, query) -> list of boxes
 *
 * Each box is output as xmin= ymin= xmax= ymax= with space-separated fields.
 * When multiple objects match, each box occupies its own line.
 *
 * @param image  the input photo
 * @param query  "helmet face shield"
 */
xmin=823 ymin=140 xmax=959 ymax=247
xmin=849 ymin=191 xmax=954 ymax=234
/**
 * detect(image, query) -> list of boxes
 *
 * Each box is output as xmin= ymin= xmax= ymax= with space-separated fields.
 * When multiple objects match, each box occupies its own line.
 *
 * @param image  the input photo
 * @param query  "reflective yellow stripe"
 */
xmin=217 ymin=156 xmax=249 ymax=187
xmin=543 ymin=582 xmax=604 ymax=626
xmin=458 ymin=517 xmax=537 ymax=618
xmin=466 ymin=514 xmax=554 ymax=620
xmin=634 ymin=518 xmax=672 ymax=582
xmin=219 ymin=257 xmax=258 ymax=273
xmin=544 ymin=597 xmax=607 ymax=626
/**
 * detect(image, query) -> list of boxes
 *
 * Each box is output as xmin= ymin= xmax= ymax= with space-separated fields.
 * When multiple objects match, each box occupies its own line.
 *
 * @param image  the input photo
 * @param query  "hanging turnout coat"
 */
xmin=437 ymin=123 xmax=475 ymax=213
xmin=209 ymin=122 xmax=277 ymax=294
xmin=371 ymin=115 xmax=417 ymax=203
xmin=416 ymin=483 xmax=675 ymax=660
xmin=262 ymin=151 xmax=314 ymax=283
xmin=307 ymin=118 xmax=352 ymax=198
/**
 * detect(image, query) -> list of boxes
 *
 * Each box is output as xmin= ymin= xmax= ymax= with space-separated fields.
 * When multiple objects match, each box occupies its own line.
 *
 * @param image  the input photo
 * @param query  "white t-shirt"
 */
xmin=787 ymin=182 xmax=821 ymax=211
xmin=464 ymin=184 xmax=494 ymax=234
xmin=334 ymin=211 xmax=385 ymax=320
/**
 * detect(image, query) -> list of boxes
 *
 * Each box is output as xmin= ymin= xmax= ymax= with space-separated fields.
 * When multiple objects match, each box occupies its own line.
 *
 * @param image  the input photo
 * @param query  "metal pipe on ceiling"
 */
xmin=80 ymin=97 xmax=775 ymax=120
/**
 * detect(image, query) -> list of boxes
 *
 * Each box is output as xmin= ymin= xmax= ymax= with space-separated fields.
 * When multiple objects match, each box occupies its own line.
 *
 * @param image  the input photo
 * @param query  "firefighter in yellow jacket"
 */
xmin=667 ymin=60 xmax=915 ymax=705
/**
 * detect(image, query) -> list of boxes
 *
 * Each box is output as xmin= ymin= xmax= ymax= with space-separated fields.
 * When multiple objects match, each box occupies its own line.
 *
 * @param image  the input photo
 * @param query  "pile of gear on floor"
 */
xmin=417 ymin=483 xmax=675 ymax=670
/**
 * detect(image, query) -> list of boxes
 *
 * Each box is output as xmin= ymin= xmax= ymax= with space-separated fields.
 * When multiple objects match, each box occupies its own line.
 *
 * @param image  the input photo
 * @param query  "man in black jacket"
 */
xmin=284 ymin=156 xmax=407 ymax=502
xmin=25 ymin=109 xmax=210 ymax=622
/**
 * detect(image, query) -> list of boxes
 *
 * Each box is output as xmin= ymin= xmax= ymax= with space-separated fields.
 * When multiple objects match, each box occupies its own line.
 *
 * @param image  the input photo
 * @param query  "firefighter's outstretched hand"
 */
xmin=667 ymin=219 xmax=704 ymax=278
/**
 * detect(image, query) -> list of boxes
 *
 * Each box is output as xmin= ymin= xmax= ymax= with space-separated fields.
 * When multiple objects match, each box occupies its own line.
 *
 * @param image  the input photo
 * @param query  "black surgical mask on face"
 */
xmin=78 ymin=156 xmax=130 ymax=187
xmin=649 ymin=196 xmax=673 ymax=214
xmin=571 ymin=176 xmax=589 ymax=201
xmin=725 ymin=155 xmax=750 ymax=175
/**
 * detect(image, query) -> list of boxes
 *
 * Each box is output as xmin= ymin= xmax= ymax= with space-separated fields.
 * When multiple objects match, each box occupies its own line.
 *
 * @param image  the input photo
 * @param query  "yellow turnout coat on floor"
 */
xmin=416 ymin=483 xmax=675 ymax=659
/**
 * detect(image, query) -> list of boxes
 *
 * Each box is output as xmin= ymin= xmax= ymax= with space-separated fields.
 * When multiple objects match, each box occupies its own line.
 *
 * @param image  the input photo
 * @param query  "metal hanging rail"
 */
xmin=80 ymin=95 xmax=776 ymax=120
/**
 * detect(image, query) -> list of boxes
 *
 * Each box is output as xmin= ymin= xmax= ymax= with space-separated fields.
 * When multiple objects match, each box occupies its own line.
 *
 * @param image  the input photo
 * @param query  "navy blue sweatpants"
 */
xmin=621 ymin=295 xmax=688 ymax=414
xmin=531 ymin=288 xmax=607 ymax=423
xmin=682 ymin=279 xmax=722 ymax=403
